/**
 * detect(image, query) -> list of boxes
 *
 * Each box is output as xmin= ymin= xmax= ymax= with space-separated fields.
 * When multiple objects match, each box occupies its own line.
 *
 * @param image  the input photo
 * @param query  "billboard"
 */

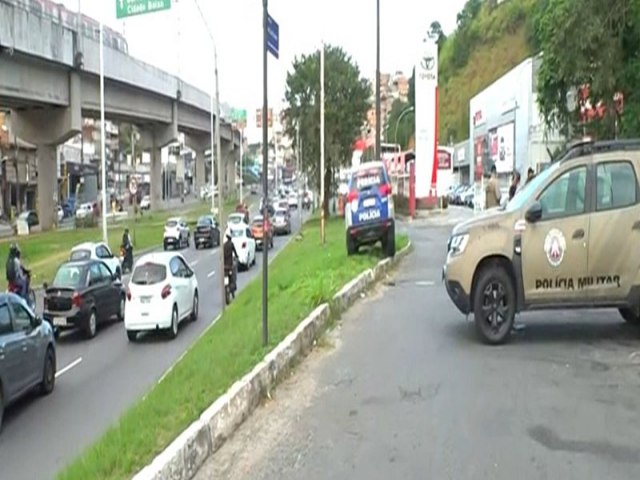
xmin=495 ymin=122 xmax=515 ymax=173
xmin=437 ymin=149 xmax=452 ymax=169
xmin=414 ymin=35 xmax=438 ymax=199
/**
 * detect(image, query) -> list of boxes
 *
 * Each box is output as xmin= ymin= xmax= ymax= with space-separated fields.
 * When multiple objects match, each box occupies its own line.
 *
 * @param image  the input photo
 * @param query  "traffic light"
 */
xmin=256 ymin=108 xmax=263 ymax=128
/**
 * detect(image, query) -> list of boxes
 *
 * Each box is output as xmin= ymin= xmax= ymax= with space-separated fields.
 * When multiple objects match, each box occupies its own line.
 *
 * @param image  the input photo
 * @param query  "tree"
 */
xmin=429 ymin=20 xmax=447 ymax=48
xmin=284 ymin=44 xmax=370 ymax=218
xmin=534 ymin=0 xmax=640 ymax=139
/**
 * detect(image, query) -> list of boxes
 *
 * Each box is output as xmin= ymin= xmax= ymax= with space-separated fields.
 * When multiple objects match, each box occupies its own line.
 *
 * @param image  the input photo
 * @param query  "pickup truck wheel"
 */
xmin=619 ymin=307 xmax=640 ymax=325
xmin=383 ymin=225 xmax=396 ymax=258
xmin=346 ymin=231 xmax=357 ymax=256
xmin=472 ymin=264 xmax=516 ymax=345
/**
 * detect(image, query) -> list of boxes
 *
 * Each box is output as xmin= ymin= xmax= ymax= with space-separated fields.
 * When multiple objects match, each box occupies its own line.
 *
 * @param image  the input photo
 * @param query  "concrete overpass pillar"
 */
xmin=10 ymin=72 xmax=81 ymax=231
xmin=139 ymin=105 xmax=179 ymax=211
xmin=36 ymin=145 xmax=57 ymax=231
xmin=150 ymin=146 xmax=163 ymax=210
xmin=223 ymin=141 xmax=236 ymax=199
xmin=184 ymin=134 xmax=209 ymax=198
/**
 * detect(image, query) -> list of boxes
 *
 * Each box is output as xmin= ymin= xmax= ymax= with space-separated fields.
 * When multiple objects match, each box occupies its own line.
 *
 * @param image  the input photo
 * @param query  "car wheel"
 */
xmin=191 ymin=290 xmax=199 ymax=321
xmin=117 ymin=294 xmax=125 ymax=321
xmin=163 ymin=242 xmax=168 ymax=251
xmin=346 ymin=231 xmax=357 ymax=256
xmin=168 ymin=305 xmax=179 ymax=339
xmin=39 ymin=346 xmax=56 ymax=395
xmin=84 ymin=308 xmax=98 ymax=339
xmin=619 ymin=307 xmax=640 ymax=326
xmin=472 ymin=263 xmax=516 ymax=345
xmin=126 ymin=330 xmax=138 ymax=342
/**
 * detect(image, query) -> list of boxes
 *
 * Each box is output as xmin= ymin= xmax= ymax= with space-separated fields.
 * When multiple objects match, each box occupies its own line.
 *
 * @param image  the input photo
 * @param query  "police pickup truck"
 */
xmin=344 ymin=161 xmax=396 ymax=257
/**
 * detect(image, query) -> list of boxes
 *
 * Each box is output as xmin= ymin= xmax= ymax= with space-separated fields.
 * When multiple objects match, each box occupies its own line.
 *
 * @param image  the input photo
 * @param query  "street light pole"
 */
xmin=394 ymin=106 xmax=415 ymax=146
xmin=375 ymin=0 xmax=381 ymax=161
xmin=261 ymin=0 xmax=269 ymax=347
xmin=320 ymin=41 xmax=325 ymax=244
xmin=214 ymin=46 xmax=225 ymax=311
xmin=99 ymin=20 xmax=108 ymax=244
xmin=239 ymin=127 xmax=244 ymax=204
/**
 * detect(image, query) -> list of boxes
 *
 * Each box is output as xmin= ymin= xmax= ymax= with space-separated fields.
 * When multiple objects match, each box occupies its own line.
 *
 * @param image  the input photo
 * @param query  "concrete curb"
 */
xmin=132 ymin=240 xmax=413 ymax=480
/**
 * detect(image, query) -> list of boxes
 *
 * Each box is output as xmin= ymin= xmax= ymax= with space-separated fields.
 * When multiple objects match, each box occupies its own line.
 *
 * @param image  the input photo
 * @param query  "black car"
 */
xmin=43 ymin=260 xmax=125 ymax=339
xmin=194 ymin=215 xmax=220 ymax=249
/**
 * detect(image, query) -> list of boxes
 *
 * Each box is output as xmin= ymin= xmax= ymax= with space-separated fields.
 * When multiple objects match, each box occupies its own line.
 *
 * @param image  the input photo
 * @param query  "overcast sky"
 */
xmin=61 ymin=0 xmax=465 ymax=140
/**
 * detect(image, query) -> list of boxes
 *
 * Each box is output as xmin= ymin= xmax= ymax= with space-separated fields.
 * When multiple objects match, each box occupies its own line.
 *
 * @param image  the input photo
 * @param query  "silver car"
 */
xmin=0 ymin=293 xmax=56 ymax=431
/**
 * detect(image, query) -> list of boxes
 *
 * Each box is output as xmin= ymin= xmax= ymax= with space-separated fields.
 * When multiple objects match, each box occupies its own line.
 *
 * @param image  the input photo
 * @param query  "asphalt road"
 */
xmin=0 ymin=199 xmax=307 ymax=480
xmin=194 ymin=208 xmax=640 ymax=480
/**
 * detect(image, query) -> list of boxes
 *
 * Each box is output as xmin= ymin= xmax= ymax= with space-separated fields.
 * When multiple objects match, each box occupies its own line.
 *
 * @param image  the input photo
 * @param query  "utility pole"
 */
xmin=99 ymin=20 xmax=108 ymax=244
xmin=320 ymin=41 xmax=325 ymax=244
xmin=375 ymin=0 xmax=381 ymax=161
xmin=261 ymin=0 xmax=269 ymax=346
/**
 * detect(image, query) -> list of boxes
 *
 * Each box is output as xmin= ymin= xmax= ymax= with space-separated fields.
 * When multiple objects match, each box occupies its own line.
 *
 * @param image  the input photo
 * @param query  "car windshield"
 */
xmin=228 ymin=215 xmax=243 ymax=223
xmin=352 ymin=166 xmax=386 ymax=190
xmin=197 ymin=216 xmax=212 ymax=226
xmin=53 ymin=264 xmax=85 ymax=288
xmin=504 ymin=162 xmax=561 ymax=213
xmin=70 ymin=249 xmax=91 ymax=261
xmin=165 ymin=220 xmax=178 ymax=228
xmin=131 ymin=262 xmax=167 ymax=285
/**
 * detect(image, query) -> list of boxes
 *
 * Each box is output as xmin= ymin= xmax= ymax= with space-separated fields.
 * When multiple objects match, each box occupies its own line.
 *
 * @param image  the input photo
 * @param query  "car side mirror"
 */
xmin=43 ymin=282 xmax=49 ymax=290
xmin=525 ymin=201 xmax=543 ymax=223
xmin=33 ymin=315 xmax=43 ymax=327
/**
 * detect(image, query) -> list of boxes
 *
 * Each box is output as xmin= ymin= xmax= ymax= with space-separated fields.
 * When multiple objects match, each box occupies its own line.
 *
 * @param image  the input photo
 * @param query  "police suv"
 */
xmin=344 ymin=161 xmax=396 ymax=257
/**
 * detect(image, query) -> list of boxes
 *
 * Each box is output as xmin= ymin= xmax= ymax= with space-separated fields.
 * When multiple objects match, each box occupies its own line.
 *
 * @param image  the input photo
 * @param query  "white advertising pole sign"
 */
xmin=414 ymin=35 xmax=439 ymax=200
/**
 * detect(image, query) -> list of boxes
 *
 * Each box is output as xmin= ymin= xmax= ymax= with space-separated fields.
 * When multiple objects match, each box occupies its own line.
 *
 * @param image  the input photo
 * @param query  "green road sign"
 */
xmin=231 ymin=108 xmax=247 ymax=122
xmin=116 ymin=0 xmax=171 ymax=19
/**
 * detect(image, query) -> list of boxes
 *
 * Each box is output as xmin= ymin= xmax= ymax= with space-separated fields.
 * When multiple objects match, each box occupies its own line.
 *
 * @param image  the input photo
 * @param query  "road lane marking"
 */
xmin=56 ymin=357 xmax=82 ymax=378
xmin=415 ymin=280 xmax=436 ymax=286
xmin=207 ymin=270 xmax=216 ymax=278
xmin=190 ymin=259 xmax=199 ymax=267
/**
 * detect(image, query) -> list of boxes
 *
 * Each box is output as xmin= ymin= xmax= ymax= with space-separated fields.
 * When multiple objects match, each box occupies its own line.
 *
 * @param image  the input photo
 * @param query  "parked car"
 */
xmin=228 ymin=225 xmax=256 ymax=271
xmin=17 ymin=210 xmax=38 ymax=227
xmin=70 ymin=242 xmax=122 ymax=278
xmin=163 ymin=217 xmax=190 ymax=250
xmin=139 ymin=195 xmax=151 ymax=210
xmin=0 ymin=293 xmax=56 ymax=431
xmin=194 ymin=215 xmax=220 ymax=249
xmin=124 ymin=252 xmax=199 ymax=341
xmin=287 ymin=193 xmax=299 ymax=209
xmin=272 ymin=208 xmax=292 ymax=235
xmin=42 ymin=260 xmax=125 ymax=339
xmin=75 ymin=202 xmax=94 ymax=219
xmin=57 ymin=206 xmax=64 ymax=223
xmin=251 ymin=215 xmax=274 ymax=250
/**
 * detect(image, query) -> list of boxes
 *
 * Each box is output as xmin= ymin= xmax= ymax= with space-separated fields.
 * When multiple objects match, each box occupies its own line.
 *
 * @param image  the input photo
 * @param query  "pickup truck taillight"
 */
xmin=379 ymin=184 xmax=392 ymax=197
xmin=346 ymin=190 xmax=358 ymax=202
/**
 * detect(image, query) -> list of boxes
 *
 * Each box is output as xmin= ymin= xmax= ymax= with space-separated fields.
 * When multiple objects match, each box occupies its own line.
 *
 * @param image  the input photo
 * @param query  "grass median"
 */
xmin=0 ymin=196 xmax=244 ymax=290
xmin=57 ymin=216 xmax=409 ymax=480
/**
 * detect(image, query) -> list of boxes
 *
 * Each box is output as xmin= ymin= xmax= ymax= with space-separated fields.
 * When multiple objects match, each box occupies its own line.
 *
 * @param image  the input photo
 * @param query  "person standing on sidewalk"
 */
xmin=485 ymin=165 xmax=501 ymax=209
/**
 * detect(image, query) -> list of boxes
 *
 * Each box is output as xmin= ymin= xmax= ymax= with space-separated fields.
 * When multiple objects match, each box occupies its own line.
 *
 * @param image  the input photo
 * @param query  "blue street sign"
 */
xmin=266 ymin=13 xmax=279 ymax=59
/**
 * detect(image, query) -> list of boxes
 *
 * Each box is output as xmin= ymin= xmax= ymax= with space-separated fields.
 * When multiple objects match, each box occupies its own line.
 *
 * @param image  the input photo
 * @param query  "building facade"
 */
xmin=468 ymin=54 xmax=564 ymax=188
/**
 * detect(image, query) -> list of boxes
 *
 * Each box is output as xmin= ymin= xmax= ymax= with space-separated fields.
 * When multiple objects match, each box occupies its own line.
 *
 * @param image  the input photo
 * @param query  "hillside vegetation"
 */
xmin=437 ymin=0 xmax=539 ymax=143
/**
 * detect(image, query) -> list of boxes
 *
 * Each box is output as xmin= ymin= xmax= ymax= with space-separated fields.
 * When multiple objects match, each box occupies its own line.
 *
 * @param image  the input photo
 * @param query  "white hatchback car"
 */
xmin=70 ymin=242 xmax=122 ymax=278
xmin=228 ymin=225 xmax=256 ymax=271
xmin=124 ymin=252 xmax=199 ymax=341
xmin=163 ymin=217 xmax=190 ymax=250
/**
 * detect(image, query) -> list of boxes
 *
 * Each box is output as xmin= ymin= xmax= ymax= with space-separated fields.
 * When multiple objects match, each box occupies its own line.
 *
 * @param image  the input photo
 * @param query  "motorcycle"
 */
xmin=224 ymin=259 xmax=237 ymax=305
xmin=8 ymin=269 xmax=36 ymax=309
xmin=120 ymin=244 xmax=133 ymax=274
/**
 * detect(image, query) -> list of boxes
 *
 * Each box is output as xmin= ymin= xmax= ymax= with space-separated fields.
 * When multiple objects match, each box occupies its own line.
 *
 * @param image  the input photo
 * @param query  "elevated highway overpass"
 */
xmin=0 ymin=0 xmax=241 ymax=229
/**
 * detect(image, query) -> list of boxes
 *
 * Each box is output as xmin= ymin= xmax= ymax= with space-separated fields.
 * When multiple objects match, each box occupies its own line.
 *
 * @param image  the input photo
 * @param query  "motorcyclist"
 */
xmin=223 ymin=233 xmax=239 ymax=293
xmin=120 ymin=228 xmax=133 ymax=271
xmin=6 ymin=244 xmax=28 ymax=300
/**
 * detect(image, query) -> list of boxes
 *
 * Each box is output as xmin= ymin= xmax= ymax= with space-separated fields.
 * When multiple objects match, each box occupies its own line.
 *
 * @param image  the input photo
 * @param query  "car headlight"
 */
xmin=448 ymin=234 xmax=469 ymax=256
